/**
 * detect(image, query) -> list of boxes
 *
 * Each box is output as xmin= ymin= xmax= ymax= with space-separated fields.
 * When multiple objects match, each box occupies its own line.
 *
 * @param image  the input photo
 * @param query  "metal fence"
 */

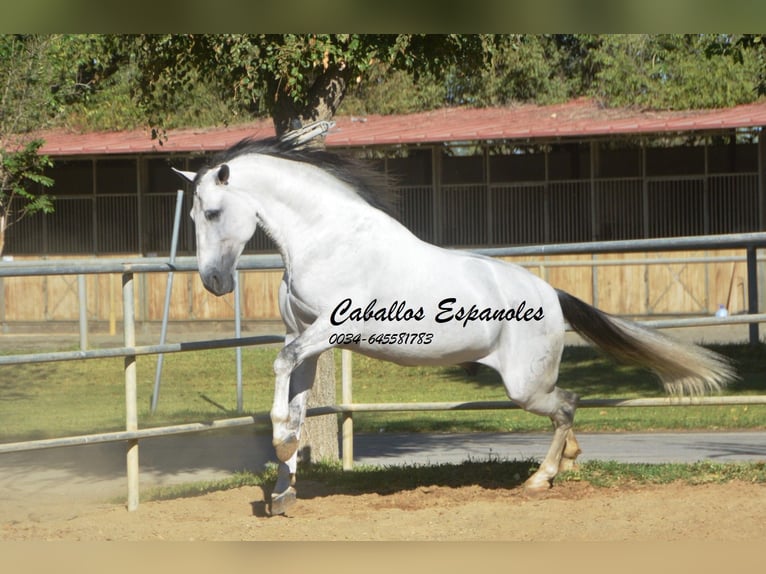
xmin=2 ymin=232 xmax=766 ymax=510
xmin=399 ymin=173 xmax=762 ymax=247
xmin=7 ymin=169 xmax=762 ymax=256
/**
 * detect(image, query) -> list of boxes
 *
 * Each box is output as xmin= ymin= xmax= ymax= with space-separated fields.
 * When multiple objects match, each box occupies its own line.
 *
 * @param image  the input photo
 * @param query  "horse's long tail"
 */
xmin=556 ymin=289 xmax=736 ymax=396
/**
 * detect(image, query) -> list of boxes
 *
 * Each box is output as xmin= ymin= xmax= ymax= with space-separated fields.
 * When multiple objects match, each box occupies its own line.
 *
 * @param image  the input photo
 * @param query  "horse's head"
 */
xmin=175 ymin=163 xmax=258 ymax=296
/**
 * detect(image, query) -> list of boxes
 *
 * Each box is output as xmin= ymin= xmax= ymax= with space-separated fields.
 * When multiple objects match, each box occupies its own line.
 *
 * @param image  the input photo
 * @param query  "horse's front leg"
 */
xmin=269 ymin=356 xmax=318 ymax=515
xmin=270 ymin=456 xmax=298 ymax=515
xmin=271 ymin=347 xmax=303 ymax=463
xmin=270 ymin=324 xmax=334 ymax=463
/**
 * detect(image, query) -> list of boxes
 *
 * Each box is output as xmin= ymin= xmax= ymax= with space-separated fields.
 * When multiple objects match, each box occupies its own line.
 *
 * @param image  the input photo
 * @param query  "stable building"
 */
xmin=3 ymin=98 xmax=766 ymax=328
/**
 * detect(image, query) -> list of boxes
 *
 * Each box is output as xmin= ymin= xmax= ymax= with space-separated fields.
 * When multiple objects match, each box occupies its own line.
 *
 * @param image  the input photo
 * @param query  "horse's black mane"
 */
xmin=201 ymin=137 xmax=400 ymax=218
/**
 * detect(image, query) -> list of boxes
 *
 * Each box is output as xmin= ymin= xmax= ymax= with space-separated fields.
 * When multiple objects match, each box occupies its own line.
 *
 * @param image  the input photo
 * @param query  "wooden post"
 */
xmin=109 ymin=274 xmax=116 ymax=336
xmin=123 ymin=272 xmax=139 ymax=511
xmin=77 ymin=274 xmax=88 ymax=350
xmin=299 ymin=351 xmax=339 ymax=464
xmin=341 ymin=349 xmax=354 ymax=470
xmin=747 ymin=246 xmax=760 ymax=345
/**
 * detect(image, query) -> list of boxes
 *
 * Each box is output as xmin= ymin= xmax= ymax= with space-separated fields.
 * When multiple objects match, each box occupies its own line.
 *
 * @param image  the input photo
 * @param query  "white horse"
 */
xmin=175 ymin=137 xmax=735 ymax=515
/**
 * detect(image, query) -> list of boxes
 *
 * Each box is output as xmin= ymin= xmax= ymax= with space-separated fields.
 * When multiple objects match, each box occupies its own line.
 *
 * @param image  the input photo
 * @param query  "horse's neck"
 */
xmin=243 ymin=157 xmax=389 ymax=269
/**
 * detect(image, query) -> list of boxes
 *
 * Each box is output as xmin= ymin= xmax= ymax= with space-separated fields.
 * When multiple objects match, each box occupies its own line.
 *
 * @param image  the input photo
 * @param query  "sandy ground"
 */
xmin=2 ymin=323 xmax=764 ymax=543
xmin=2 ymin=479 xmax=765 ymax=541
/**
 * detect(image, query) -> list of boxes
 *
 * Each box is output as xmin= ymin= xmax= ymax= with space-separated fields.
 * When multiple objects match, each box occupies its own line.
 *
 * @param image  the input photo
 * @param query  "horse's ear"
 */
xmin=217 ymin=164 xmax=230 ymax=185
xmin=171 ymin=167 xmax=197 ymax=183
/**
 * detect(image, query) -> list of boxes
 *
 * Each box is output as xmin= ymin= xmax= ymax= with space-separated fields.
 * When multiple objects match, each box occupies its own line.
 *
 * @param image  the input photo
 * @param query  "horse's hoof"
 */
xmin=523 ymin=475 xmax=553 ymax=495
xmin=269 ymin=486 xmax=297 ymax=516
xmin=273 ymin=432 xmax=299 ymax=462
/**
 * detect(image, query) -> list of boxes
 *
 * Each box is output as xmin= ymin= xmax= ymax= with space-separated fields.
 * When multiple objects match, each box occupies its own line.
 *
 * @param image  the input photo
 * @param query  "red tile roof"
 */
xmin=36 ymin=98 xmax=766 ymax=157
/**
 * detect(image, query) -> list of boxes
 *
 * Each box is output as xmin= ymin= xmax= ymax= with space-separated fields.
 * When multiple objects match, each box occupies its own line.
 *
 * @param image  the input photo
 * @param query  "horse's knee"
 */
xmin=273 ymin=354 xmax=293 ymax=378
xmin=271 ymin=350 xmax=300 ymax=425
xmin=275 ymin=340 xmax=303 ymax=374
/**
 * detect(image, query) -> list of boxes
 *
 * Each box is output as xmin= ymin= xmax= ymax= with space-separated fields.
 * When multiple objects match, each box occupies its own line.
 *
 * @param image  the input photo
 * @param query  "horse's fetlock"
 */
xmin=271 ymin=406 xmax=289 ymax=426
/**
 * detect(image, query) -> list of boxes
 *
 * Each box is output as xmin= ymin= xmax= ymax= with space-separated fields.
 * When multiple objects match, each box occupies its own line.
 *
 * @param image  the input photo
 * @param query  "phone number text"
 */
xmin=328 ymin=332 xmax=434 ymax=345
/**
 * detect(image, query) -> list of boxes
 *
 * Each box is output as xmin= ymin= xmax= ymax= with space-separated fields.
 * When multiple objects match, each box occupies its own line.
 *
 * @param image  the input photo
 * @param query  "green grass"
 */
xmin=343 ymin=343 xmax=766 ymax=434
xmin=0 ymin=347 xmax=278 ymax=442
xmin=1 ymin=343 xmax=765 ymax=442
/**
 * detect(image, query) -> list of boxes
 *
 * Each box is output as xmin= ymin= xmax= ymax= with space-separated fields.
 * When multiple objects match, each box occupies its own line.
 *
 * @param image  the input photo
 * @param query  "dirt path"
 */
xmin=3 ymin=480 xmax=764 ymax=541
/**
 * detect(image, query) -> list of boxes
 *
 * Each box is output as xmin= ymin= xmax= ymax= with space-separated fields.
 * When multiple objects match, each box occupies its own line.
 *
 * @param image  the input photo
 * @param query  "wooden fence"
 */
xmin=0 ymin=249 xmax=759 ymax=331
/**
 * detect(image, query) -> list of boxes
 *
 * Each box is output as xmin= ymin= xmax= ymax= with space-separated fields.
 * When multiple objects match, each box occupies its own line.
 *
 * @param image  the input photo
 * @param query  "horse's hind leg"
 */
xmin=492 ymin=324 xmax=579 ymax=490
xmin=522 ymin=387 xmax=579 ymax=491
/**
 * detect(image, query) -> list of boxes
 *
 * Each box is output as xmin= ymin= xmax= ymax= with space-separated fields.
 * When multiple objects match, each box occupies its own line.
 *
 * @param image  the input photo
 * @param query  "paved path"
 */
xmin=352 ymin=430 xmax=766 ymax=466
xmin=2 ymin=429 xmax=764 ymax=521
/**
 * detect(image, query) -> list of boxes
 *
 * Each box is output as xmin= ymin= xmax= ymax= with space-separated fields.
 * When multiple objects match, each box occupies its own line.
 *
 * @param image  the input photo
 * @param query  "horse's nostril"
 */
xmin=203 ymin=270 xmax=232 ymax=295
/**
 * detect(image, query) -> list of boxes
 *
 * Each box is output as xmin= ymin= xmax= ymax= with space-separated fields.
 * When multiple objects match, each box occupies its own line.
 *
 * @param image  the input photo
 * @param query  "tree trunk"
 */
xmin=0 ymin=212 xmax=6 ymax=257
xmin=271 ymin=64 xmax=352 ymax=139
xmin=298 ymin=350 xmax=339 ymax=463
xmin=275 ymin=67 xmax=350 ymax=465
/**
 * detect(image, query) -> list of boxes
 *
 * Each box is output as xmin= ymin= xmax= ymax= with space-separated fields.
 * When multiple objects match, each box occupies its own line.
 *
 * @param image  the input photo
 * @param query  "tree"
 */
xmin=0 ymin=35 xmax=59 ymax=255
xmin=126 ymin=34 xmax=500 ymax=463
xmin=0 ymin=34 xmax=126 ymax=254
xmin=0 ymin=34 xmax=149 ymax=254
xmin=128 ymin=34 xmax=497 ymax=138
xmin=706 ymin=34 xmax=766 ymax=98
xmin=458 ymin=35 xmax=571 ymax=107
xmin=556 ymin=34 xmax=766 ymax=110
xmin=0 ymin=140 xmax=53 ymax=256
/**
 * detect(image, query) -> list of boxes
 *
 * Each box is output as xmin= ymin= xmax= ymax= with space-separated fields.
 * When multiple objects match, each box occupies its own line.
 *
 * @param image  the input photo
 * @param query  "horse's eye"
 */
xmin=204 ymin=209 xmax=221 ymax=222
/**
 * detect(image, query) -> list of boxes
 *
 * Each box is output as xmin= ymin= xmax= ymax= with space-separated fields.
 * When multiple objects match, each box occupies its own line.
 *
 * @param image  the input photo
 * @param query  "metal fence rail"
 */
xmin=0 ymin=334 xmax=285 ymax=366
xmin=2 ymin=232 xmax=766 ymax=510
xmin=0 ymin=413 xmax=270 ymax=455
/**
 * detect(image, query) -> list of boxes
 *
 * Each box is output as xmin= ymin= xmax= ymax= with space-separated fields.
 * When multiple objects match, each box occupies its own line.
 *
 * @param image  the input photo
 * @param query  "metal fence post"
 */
xmin=123 ymin=272 xmax=139 ymax=511
xmin=151 ymin=189 xmax=185 ymax=413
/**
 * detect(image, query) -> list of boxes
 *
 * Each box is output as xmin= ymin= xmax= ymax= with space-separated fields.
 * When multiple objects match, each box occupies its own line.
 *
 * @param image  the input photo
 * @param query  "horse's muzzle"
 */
xmin=201 ymin=269 xmax=234 ymax=296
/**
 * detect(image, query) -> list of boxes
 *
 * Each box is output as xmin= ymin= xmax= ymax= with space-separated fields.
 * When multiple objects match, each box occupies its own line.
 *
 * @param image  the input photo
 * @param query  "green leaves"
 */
xmin=577 ymin=34 xmax=766 ymax=110
xmin=1 ymin=139 xmax=55 ymax=230
xmin=6 ymin=34 xmax=766 ymax=146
